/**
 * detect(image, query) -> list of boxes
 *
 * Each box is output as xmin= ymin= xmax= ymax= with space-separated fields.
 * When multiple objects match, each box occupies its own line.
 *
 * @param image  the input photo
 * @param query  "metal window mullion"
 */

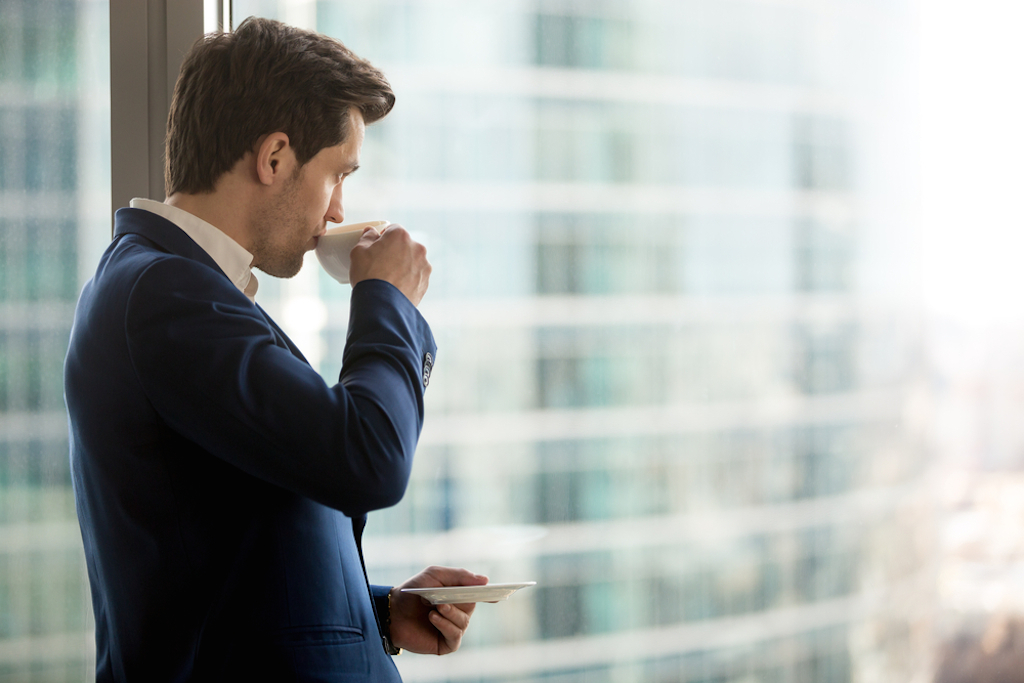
xmin=109 ymin=0 xmax=203 ymax=227
xmin=218 ymin=0 xmax=232 ymax=33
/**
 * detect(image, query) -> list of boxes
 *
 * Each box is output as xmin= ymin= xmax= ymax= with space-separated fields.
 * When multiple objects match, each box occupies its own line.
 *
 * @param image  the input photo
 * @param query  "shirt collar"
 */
xmin=129 ymin=198 xmax=259 ymax=301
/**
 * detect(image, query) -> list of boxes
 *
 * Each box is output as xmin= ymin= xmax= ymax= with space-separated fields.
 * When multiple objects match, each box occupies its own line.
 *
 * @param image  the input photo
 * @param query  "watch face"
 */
xmin=382 ymin=636 xmax=401 ymax=656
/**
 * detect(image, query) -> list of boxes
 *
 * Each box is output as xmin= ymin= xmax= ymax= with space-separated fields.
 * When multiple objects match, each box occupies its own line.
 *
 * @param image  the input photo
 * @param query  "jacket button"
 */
xmin=422 ymin=352 xmax=433 ymax=387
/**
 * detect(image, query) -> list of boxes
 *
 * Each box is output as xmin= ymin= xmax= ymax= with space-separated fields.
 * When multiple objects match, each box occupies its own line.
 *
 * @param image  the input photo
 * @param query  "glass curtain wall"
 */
xmin=0 ymin=1 xmax=924 ymax=681
xmin=233 ymin=1 xmax=925 ymax=682
xmin=0 ymin=0 xmax=108 ymax=680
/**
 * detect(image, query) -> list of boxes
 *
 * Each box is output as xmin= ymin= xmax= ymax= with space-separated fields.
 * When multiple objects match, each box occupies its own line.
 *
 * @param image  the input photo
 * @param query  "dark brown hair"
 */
xmin=165 ymin=17 xmax=395 ymax=195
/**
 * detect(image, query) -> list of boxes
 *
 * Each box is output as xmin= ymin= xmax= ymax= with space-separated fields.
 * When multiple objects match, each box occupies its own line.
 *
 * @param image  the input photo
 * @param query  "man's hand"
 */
xmin=388 ymin=566 xmax=488 ymax=656
xmin=349 ymin=224 xmax=431 ymax=306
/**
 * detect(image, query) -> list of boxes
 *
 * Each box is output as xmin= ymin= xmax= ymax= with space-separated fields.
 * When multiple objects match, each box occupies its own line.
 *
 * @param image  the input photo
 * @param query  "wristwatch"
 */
xmin=382 ymin=590 xmax=402 ymax=656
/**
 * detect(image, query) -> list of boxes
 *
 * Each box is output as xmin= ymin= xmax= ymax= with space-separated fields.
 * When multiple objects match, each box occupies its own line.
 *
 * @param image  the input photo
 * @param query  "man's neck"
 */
xmin=165 ymin=185 xmax=253 ymax=254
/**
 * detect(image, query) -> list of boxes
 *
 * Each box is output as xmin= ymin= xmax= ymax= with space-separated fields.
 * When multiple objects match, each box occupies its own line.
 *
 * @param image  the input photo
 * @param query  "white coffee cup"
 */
xmin=315 ymin=220 xmax=389 ymax=284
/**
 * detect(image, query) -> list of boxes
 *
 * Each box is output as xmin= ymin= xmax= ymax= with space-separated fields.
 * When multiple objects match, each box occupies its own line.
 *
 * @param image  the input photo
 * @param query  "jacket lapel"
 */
xmin=114 ymin=207 xmax=310 ymax=365
xmin=114 ymin=207 xmax=224 ymax=275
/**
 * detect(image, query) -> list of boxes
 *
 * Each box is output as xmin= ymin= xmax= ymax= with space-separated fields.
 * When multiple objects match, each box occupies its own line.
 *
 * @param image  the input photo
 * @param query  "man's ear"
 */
xmin=255 ymin=132 xmax=295 ymax=186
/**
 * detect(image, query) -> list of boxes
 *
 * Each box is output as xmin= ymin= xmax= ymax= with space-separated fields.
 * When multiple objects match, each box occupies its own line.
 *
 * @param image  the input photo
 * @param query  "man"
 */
xmin=64 ymin=17 xmax=484 ymax=681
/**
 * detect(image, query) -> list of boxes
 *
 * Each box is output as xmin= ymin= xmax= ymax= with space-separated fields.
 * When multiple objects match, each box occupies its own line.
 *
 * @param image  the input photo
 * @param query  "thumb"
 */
xmin=427 ymin=566 xmax=489 ymax=587
xmin=356 ymin=226 xmax=381 ymax=245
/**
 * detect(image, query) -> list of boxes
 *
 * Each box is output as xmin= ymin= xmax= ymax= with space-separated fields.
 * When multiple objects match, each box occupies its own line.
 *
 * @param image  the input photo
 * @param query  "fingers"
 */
xmin=356 ymin=226 xmax=381 ymax=244
xmin=429 ymin=603 xmax=471 ymax=653
xmin=390 ymin=567 xmax=490 ymax=656
xmin=348 ymin=224 xmax=431 ymax=306
xmin=424 ymin=568 xmax=484 ymax=618
xmin=376 ymin=223 xmax=410 ymax=245
xmin=423 ymin=565 xmax=489 ymax=588
xmin=436 ymin=603 xmax=470 ymax=630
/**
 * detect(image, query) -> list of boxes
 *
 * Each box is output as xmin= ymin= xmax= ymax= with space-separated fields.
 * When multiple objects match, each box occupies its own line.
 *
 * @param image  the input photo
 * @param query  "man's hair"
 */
xmin=165 ymin=17 xmax=395 ymax=195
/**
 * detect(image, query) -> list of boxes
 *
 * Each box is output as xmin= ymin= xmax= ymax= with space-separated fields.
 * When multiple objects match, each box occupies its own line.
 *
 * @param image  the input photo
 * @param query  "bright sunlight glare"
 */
xmin=920 ymin=0 xmax=1024 ymax=327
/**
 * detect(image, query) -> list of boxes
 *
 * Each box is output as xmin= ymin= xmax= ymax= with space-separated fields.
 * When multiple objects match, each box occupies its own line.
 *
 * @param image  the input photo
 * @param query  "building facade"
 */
xmin=0 ymin=0 xmax=108 ymax=680
xmin=241 ymin=1 xmax=928 ymax=681
xmin=0 ymin=1 xmax=926 ymax=681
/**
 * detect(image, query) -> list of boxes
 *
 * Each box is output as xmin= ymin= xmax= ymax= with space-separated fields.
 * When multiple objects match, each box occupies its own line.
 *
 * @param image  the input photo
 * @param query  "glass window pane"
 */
xmin=232 ymin=1 xmax=920 ymax=681
xmin=0 ymin=0 xmax=109 ymax=678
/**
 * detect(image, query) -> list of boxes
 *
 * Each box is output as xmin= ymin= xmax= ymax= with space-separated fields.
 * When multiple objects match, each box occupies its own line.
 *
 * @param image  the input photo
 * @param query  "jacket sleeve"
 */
xmin=370 ymin=584 xmax=394 ymax=643
xmin=124 ymin=256 xmax=436 ymax=517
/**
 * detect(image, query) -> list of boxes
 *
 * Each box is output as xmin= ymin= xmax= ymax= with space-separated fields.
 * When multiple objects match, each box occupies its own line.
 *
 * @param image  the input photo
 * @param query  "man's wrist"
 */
xmin=382 ymin=587 xmax=402 ymax=656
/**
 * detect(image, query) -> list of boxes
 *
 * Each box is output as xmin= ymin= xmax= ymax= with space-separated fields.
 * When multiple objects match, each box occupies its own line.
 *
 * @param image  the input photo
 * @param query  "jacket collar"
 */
xmin=113 ymin=207 xmax=223 ymax=275
xmin=113 ymin=207 xmax=305 ymax=359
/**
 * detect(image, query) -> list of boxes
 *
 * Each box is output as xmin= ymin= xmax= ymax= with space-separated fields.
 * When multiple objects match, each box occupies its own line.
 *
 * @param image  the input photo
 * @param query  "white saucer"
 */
xmin=400 ymin=582 xmax=537 ymax=604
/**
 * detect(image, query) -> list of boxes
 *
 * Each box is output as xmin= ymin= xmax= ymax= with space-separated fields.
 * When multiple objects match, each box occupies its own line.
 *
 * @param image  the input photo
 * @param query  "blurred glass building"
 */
xmin=0 ymin=0 xmax=925 ymax=681
xmin=237 ymin=1 xmax=927 ymax=682
xmin=0 ymin=0 xmax=107 ymax=680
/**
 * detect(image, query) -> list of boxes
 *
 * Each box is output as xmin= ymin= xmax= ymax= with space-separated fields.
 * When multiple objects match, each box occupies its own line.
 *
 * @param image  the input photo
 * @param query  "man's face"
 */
xmin=251 ymin=108 xmax=365 ymax=278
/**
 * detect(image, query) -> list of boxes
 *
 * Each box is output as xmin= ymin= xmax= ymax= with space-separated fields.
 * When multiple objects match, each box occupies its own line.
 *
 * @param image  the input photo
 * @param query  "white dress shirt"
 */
xmin=130 ymin=198 xmax=259 ymax=302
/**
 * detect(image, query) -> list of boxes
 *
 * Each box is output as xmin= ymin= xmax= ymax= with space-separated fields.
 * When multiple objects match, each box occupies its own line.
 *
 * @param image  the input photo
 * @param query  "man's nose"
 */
xmin=325 ymin=187 xmax=343 ymax=225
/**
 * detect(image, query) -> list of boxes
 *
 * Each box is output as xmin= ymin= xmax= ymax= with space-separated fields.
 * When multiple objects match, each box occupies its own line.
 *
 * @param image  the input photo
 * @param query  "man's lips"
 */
xmin=311 ymin=227 xmax=328 ymax=248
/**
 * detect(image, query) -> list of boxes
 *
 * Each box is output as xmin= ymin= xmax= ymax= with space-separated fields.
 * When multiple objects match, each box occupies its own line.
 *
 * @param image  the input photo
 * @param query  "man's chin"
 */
xmin=255 ymin=258 xmax=304 ymax=279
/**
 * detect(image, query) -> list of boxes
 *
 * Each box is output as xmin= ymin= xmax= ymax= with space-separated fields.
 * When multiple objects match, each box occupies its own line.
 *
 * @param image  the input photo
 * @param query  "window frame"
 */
xmin=109 ymin=0 xmax=204 ymax=218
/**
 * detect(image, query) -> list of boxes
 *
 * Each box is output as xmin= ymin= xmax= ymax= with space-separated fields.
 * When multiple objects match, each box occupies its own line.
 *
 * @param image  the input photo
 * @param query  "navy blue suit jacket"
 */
xmin=64 ymin=208 xmax=435 ymax=681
